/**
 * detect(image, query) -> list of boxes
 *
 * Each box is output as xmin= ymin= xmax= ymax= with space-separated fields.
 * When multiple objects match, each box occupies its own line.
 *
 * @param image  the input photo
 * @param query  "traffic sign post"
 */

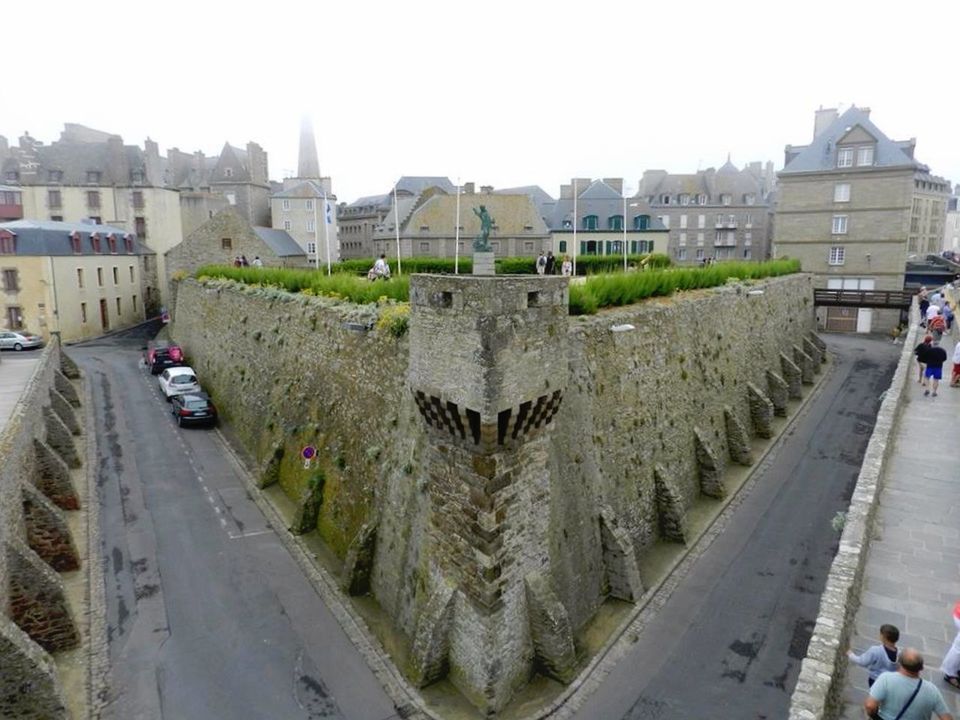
xmin=302 ymin=445 xmax=316 ymax=469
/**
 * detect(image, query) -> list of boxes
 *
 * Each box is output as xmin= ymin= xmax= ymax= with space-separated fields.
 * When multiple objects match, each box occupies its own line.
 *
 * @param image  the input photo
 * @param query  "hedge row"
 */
xmin=332 ymin=253 xmax=671 ymax=277
xmin=568 ymin=259 xmax=802 ymax=315
xmin=195 ymin=257 xmax=801 ymax=315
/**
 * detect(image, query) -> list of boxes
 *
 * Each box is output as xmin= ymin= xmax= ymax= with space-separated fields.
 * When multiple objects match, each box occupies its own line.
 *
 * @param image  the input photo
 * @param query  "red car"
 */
xmin=145 ymin=341 xmax=184 ymax=374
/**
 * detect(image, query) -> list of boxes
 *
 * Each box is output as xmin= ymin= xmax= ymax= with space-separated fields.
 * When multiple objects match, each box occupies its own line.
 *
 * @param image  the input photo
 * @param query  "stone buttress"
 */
xmin=407 ymin=275 xmax=571 ymax=715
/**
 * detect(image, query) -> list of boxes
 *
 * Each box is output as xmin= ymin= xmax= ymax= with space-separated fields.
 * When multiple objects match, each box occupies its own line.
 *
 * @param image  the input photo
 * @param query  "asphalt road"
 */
xmin=71 ymin=325 xmax=400 ymax=720
xmin=571 ymin=333 xmax=900 ymax=720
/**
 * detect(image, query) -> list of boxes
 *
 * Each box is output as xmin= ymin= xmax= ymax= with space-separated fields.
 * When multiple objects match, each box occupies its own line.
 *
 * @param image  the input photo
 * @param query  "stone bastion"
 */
xmin=172 ymin=272 xmax=817 ymax=714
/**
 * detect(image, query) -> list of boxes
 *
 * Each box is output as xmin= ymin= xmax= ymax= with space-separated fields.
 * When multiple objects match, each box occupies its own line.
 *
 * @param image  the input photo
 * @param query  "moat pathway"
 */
xmin=838 ymin=334 xmax=960 ymax=717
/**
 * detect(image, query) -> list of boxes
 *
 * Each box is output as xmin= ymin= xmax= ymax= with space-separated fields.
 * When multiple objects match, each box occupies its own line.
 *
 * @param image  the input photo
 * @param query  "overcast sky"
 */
xmin=4 ymin=0 xmax=958 ymax=202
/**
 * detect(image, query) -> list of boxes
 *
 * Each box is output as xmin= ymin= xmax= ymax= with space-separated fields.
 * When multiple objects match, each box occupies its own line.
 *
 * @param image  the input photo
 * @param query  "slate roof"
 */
xmin=781 ymin=106 xmax=920 ymax=174
xmin=546 ymin=190 xmax=665 ymax=231
xmin=0 ymin=219 xmax=152 ymax=256
xmin=272 ymin=179 xmax=329 ymax=199
xmin=252 ymin=227 xmax=306 ymax=257
xmin=395 ymin=176 xmax=455 ymax=194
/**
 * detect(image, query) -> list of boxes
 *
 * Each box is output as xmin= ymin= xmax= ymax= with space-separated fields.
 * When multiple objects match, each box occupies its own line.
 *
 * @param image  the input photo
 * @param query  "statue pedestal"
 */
xmin=472 ymin=251 xmax=495 ymax=276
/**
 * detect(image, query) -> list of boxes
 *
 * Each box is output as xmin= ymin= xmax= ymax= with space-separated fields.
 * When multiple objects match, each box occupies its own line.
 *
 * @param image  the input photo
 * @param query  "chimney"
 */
xmin=464 ymin=182 xmax=475 ymax=194
xmin=814 ymin=106 xmax=839 ymax=139
xmin=604 ymin=178 xmax=623 ymax=194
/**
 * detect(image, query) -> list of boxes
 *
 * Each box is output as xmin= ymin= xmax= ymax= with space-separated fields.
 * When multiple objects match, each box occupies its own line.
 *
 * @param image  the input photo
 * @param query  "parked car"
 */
xmin=170 ymin=392 xmax=217 ymax=427
xmin=0 ymin=330 xmax=44 ymax=351
xmin=158 ymin=366 xmax=200 ymax=400
xmin=145 ymin=341 xmax=184 ymax=374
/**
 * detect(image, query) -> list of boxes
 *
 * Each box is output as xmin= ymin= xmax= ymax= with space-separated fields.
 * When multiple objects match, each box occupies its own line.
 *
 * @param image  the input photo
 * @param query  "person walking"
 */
xmin=952 ymin=341 xmax=960 ymax=388
xmin=942 ymin=601 xmax=960 ymax=690
xmin=944 ymin=301 xmax=954 ymax=333
xmin=849 ymin=624 xmax=900 ymax=687
xmin=864 ymin=649 xmax=953 ymax=720
xmin=545 ymin=251 xmax=556 ymax=276
xmin=929 ymin=309 xmax=947 ymax=342
xmin=536 ymin=252 xmax=547 ymax=276
xmin=916 ymin=335 xmax=933 ymax=385
xmin=919 ymin=287 xmax=930 ymax=327
xmin=924 ymin=339 xmax=948 ymax=397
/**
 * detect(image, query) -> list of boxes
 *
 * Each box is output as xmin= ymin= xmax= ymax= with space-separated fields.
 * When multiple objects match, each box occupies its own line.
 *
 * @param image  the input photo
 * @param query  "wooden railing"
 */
xmin=813 ymin=289 xmax=913 ymax=309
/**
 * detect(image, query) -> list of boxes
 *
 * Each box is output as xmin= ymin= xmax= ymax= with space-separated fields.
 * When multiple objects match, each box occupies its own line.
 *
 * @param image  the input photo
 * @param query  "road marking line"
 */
xmin=228 ymin=530 xmax=272 ymax=540
xmin=219 ymin=517 xmax=227 ymax=528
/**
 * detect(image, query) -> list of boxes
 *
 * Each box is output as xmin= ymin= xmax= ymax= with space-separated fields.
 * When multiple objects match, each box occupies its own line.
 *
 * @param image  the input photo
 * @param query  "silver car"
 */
xmin=0 ymin=330 xmax=44 ymax=351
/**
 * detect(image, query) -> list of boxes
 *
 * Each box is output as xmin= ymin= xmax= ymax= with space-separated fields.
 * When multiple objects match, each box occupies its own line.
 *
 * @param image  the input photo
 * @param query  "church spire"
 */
xmin=297 ymin=116 xmax=320 ymax=180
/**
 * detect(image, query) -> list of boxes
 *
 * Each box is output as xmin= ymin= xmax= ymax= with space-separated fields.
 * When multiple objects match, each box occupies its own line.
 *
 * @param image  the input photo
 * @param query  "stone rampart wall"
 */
xmin=0 ymin=342 xmax=85 ymax=719
xmin=172 ymin=273 xmax=817 ymax=704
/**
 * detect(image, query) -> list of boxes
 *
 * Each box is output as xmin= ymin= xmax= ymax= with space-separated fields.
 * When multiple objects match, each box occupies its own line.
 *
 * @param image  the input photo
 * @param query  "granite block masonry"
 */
xmin=171 ymin=272 xmax=818 ymax=715
xmin=408 ymin=274 xmax=570 ymax=714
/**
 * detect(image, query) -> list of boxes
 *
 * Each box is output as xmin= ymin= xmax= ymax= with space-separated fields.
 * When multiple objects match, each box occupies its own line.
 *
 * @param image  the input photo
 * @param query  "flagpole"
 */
xmin=622 ymin=191 xmax=628 ymax=272
xmin=323 ymin=190 xmax=331 ymax=276
xmin=313 ymin=197 xmax=319 ymax=272
xmin=455 ymin=177 xmax=461 ymax=275
xmin=393 ymin=182 xmax=402 ymax=276
xmin=572 ymin=178 xmax=578 ymax=277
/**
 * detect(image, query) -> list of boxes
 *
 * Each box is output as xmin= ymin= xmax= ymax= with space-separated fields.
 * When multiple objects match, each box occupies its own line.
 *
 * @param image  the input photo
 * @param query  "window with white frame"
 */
xmin=696 ymin=248 xmax=705 ymax=260
xmin=307 ymin=242 xmax=316 ymax=254
xmin=697 ymin=232 xmax=704 ymax=246
xmin=856 ymin=146 xmax=874 ymax=166
xmin=307 ymin=219 xmax=316 ymax=232
xmin=744 ymin=232 xmax=752 ymax=246
xmin=677 ymin=247 xmax=687 ymax=260
xmin=679 ymin=232 xmax=687 ymax=246
xmin=283 ymin=220 xmax=292 ymax=231
xmin=698 ymin=214 xmax=705 ymax=229
xmin=834 ymin=183 xmax=851 ymax=202
xmin=697 ymin=194 xmax=706 ymax=205
xmin=832 ymin=215 xmax=848 ymax=234
xmin=829 ymin=246 xmax=845 ymax=265
xmin=282 ymin=199 xmax=290 ymax=211
xmin=837 ymin=147 xmax=854 ymax=168
xmin=721 ymin=194 xmax=731 ymax=206
xmin=680 ymin=194 xmax=690 ymax=205
xmin=680 ymin=214 xmax=688 ymax=229
xmin=660 ymin=194 xmax=671 ymax=204
xmin=745 ymin=213 xmax=753 ymax=227
xmin=305 ymin=200 xmax=314 ymax=211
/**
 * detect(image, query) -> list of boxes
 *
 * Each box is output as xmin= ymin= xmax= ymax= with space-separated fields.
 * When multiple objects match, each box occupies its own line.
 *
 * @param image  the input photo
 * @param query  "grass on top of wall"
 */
xmin=568 ymin=258 xmax=802 ymax=315
xmin=195 ymin=265 xmax=409 ymax=304
xmin=195 ymin=257 xmax=801 ymax=314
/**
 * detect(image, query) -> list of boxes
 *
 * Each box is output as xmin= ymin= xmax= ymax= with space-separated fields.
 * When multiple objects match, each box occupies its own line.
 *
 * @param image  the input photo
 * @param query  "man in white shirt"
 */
xmin=373 ymin=254 xmax=391 ymax=279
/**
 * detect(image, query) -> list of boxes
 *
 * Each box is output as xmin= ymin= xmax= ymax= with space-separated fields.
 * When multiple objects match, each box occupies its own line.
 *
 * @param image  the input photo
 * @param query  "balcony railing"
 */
xmin=0 ymin=203 xmax=23 ymax=220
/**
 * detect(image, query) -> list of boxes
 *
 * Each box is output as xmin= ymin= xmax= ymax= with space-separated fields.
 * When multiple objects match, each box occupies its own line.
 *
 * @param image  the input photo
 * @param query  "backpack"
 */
xmin=930 ymin=314 xmax=946 ymax=332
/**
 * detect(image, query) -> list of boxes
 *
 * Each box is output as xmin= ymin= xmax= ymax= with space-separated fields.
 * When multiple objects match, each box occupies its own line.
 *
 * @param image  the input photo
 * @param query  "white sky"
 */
xmin=4 ymin=0 xmax=958 ymax=202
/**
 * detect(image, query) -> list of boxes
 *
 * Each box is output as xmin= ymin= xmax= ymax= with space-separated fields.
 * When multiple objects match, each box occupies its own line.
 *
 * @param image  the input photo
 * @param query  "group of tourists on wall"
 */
xmin=914 ymin=284 xmax=960 ymax=396
xmin=536 ymin=251 xmax=573 ymax=277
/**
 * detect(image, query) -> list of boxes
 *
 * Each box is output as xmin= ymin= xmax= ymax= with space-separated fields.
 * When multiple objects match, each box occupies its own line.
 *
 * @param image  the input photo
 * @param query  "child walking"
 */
xmin=848 ymin=624 xmax=900 ymax=687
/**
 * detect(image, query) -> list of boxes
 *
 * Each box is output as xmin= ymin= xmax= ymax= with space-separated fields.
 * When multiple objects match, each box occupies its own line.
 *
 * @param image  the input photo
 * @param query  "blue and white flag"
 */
xmin=325 ymin=201 xmax=333 ymax=224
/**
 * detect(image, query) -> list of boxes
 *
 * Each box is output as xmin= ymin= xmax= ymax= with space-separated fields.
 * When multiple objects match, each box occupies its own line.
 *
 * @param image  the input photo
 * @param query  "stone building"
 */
xmin=338 ymin=176 xmax=455 ymax=259
xmin=371 ymin=183 xmax=550 ymax=260
xmin=164 ymin=207 xmax=305 ymax=305
xmin=636 ymin=160 xmax=775 ymax=263
xmin=545 ymin=178 xmax=669 ymax=259
xmin=775 ymin=106 xmax=950 ymax=332
xmin=270 ymin=118 xmax=339 ymax=266
xmin=0 ymin=219 xmax=154 ymax=342
xmin=944 ymin=187 xmax=960 ymax=254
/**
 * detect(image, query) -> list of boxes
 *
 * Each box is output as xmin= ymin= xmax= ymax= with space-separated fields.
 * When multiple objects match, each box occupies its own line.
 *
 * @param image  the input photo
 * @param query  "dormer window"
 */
xmin=90 ymin=233 xmax=102 ymax=253
xmin=48 ymin=170 xmax=62 ymax=182
xmin=856 ymin=146 xmax=874 ymax=166
xmin=224 ymin=167 xmax=234 ymax=178
xmin=837 ymin=148 xmax=854 ymax=168
xmin=86 ymin=170 xmax=101 ymax=183
xmin=697 ymin=194 xmax=707 ymax=205
xmin=679 ymin=194 xmax=690 ymax=205
xmin=131 ymin=170 xmax=145 ymax=183
xmin=4 ymin=171 xmax=18 ymax=182
xmin=70 ymin=232 xmax=82 ymax=254
xmin=720 ymin=194 xmax=732 ymax=206
xmin=107 ymin=234 xmax=118 ymax=254
xmin=660 ymin=194 xmax=671 ymax=205
xmin=744 ymin=194 xmax=756 ymax=205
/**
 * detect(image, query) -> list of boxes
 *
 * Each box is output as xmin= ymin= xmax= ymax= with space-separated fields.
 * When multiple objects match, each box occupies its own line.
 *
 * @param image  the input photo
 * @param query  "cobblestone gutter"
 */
xmin=788 ymin=319 xmax=918 ymax=720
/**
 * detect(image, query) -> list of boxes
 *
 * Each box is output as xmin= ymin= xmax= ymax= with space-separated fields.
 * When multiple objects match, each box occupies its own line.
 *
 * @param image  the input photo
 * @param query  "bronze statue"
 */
xmin=473 ymin=205 xmax=494 ymax=252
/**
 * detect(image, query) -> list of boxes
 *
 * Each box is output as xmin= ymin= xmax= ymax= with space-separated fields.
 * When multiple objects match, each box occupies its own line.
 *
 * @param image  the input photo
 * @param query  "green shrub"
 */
xmin=195 ymin=265 xmax=409 ymax=304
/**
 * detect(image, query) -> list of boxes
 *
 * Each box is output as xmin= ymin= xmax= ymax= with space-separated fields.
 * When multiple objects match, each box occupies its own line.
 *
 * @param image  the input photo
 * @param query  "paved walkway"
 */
xmin=840 ymin=329 xmax=960 ymax=717
xmin=0 ymin=353 xmax=40 ymax=433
